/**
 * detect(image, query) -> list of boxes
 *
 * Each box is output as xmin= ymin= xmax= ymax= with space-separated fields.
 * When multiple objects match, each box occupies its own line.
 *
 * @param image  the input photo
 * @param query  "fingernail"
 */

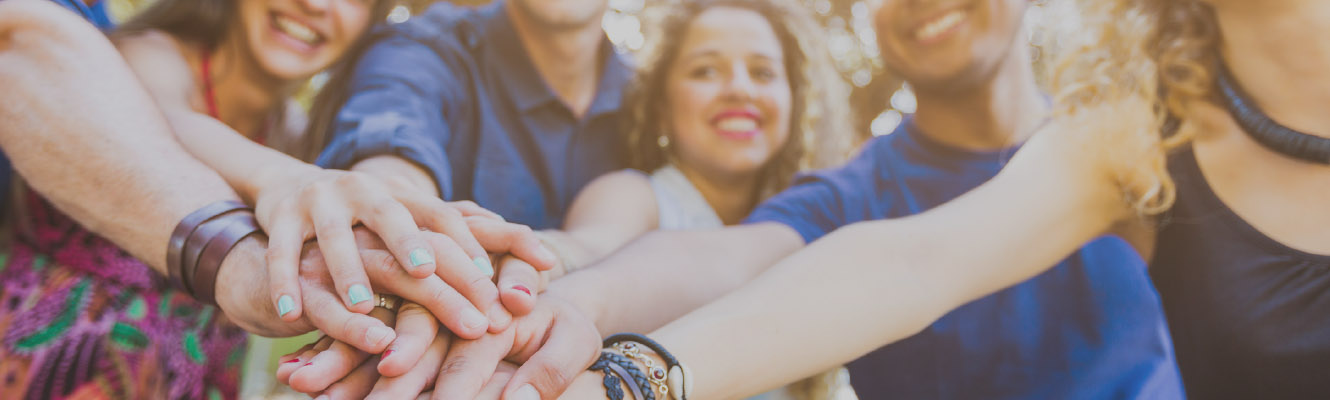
xmin=303 ymin=361 xmax=313 ymax=366
xmin=512 ymin=285 xmax=531 ymax=296
xmin=282 ymin=357 xmax=302 ymax=364
xmin=315 ymin=395 xmax=330 ymax=400
xmin=409 ymin=248 xmax=434 ymax=267
xmin=277 ymin=295 xmax=295 ymax=316
xmin=473 ymin=256 xmax=494 ymax=277
xmin=348 ymin=284 xmax=372 ymax=305
xmin=366 ymin=326 xmax=394 ymax=348
xmin=383 ymin=348 xmax=394 ymax=359
xmin=513 ymin=384 xmax=540 ymax=400
xmin=462 ymin=308 xmax=489 ymax=331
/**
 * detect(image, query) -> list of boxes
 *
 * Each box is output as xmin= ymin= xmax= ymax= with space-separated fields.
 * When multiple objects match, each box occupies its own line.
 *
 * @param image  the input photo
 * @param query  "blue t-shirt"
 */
xmin=746 ymin=119 xmax=1184 ymax=399
xmin=317 ymin=1 xmax=633 ymax=229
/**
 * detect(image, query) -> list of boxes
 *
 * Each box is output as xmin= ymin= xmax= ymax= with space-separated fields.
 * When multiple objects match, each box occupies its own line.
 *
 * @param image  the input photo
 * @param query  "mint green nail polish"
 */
xmin=277 ymin=295 xmax=295 ymax=316
xmin=348 ymin=284 xmax=372 ymax=305
xmin=409 ymin=248 xmax=434 ymax=267
xmin=473 ymin=256 xmax=494 ymax=277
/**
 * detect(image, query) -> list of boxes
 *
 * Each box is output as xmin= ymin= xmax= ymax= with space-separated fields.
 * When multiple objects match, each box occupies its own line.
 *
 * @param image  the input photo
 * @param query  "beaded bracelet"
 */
xmin=604 ymin=333 xmax=691 ymax=400
xmin=590 ymin=351 xmax=655 ymax=400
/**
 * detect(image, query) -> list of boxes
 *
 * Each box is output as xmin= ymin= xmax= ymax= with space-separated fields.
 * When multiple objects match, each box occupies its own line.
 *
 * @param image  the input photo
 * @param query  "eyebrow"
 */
xmin=680 ymin=49 xmax=782 ymax=63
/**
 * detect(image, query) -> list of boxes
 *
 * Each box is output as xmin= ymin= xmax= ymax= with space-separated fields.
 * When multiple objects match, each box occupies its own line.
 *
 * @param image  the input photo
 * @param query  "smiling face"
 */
xmin=236 ymin=0 xmax=374 ymax=81
xmin=873 ymin=0 xmax=1028 ymax=91
xmin=663 ymin=6 xmax=794 ymax=183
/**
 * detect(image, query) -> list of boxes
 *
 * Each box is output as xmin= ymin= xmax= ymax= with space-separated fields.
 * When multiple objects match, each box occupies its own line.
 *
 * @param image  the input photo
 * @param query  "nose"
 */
xmin=297 ymin=0 xmax=332 ymax=14
xmin=722 ymin=63 xmax=757 ymax=101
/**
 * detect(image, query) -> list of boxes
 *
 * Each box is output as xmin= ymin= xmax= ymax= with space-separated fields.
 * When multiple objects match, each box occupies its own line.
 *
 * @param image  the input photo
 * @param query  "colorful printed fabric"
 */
xmin=0 ymin=192 xmax=247 ymax=400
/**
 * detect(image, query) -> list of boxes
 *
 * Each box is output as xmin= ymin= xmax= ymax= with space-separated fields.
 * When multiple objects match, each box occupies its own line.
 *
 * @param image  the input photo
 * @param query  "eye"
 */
xmin=689 ymin=65 xmax=719 ymax=79
xmin=751 ymin=66 xmax=778 ymax=82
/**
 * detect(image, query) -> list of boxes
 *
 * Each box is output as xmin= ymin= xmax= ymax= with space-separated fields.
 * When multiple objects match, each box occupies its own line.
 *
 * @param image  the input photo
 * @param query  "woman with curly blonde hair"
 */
xmin=1046 ymin=0 xmax=1330 ymax=397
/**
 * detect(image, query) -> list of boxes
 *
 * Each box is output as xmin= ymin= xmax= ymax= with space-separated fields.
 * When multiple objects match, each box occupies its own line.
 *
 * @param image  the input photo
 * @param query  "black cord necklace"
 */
xmin=1216 ymin=64 xmax=1330 ymax=164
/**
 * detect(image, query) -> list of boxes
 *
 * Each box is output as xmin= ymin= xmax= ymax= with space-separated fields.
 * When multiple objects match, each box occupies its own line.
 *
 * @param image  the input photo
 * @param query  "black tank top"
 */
xmin=1151 ymin=147 xmax=1330 ymax=398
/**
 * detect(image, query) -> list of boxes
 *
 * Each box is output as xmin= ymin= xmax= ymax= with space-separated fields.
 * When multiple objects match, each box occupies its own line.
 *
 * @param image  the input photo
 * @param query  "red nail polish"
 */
xmin=513 ymin=285 xmax=531 ymax=296
xmin=304 ymin=361 xmax=313 ymax=366
xmin=383 ymin=349 xmax=394 ymax=358
xmin=282 ymin=358 xmax=302 ymax=364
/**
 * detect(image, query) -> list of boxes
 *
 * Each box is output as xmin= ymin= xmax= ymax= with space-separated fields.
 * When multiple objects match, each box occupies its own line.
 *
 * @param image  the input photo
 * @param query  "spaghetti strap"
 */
xmin=200 ymin=47 xmax=219 ymax=119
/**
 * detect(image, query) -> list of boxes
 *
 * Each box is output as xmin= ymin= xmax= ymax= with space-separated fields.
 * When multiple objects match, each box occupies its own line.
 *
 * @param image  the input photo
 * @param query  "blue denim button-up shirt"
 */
xmin=317 ymin=1 xmax=633 ymax=229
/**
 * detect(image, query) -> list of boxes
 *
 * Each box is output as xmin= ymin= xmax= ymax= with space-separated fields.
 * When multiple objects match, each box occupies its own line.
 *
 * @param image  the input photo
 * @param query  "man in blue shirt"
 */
xmin=316 ymin=0 xmax=632 ymax=230
xmin=508 ymin=0 xmax=1185 ymax=397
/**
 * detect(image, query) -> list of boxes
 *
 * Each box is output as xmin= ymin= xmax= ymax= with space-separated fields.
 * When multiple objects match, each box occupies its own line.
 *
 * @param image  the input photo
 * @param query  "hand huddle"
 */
xmin=240 ymin=175 xmax=598 ymax=399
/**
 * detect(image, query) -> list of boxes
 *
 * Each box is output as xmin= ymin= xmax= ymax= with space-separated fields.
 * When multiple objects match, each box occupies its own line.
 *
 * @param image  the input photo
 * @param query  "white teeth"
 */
xmin=915 ymin=10 xmax=966 ymax=41
xmin=717 ymin=117 xmax=758 ymax=132
xmin=275 ymin=15 xmax=320 ymax=45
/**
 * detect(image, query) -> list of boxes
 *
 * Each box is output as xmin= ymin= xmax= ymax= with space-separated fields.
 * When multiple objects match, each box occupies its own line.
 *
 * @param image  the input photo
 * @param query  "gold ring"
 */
xmin=374 ymin=294 xmax=403 ymax=312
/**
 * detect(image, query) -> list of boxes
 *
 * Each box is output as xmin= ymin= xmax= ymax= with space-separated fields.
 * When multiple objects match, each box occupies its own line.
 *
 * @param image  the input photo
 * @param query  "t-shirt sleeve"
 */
xmin=315 ymin=33 xmax=470 ymax=200
xmin=744 ymin=175 xmax=851 ymax=244
xmin=745 ymin=138 xmax=893 ymax=244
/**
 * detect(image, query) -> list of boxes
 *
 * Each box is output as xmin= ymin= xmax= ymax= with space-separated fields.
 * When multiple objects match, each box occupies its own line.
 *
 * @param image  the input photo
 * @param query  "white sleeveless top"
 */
xmin=647 ymin=165 xmax=724 ymax=230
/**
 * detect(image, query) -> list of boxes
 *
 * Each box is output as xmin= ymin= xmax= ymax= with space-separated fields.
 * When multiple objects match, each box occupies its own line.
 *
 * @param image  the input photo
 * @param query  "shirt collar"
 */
xmin=483 ymin=3 xmax=631 ymax=118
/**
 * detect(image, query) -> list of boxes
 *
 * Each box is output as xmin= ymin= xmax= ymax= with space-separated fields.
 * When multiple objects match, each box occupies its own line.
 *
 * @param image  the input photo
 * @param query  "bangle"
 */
xmin=193 ymin=213 xmax=262 ymax=306
xmin=590 ymin=351 xmax=654 ymax=400
xmin=167 ymin=200 xmax=247 ymax=292
xmin=605 ymin=333 xmax=691 ymax=400
xmin=180 ymin=213 xmax=247 ymax=295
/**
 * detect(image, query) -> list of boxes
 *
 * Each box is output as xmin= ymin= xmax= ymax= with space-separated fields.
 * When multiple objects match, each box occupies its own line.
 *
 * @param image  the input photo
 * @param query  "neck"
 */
xmin=200 ymin=36 xmax=293 ymax=137
xmin=1216 ymin=1 xmax=1330 ymax=138
xmin=506 ymin=5 xmax=604 ymax=118
xmin=674 ymin=163 xmax=758 ymax=226
xmin=910 ymin=44 xmax=1048 ymax=151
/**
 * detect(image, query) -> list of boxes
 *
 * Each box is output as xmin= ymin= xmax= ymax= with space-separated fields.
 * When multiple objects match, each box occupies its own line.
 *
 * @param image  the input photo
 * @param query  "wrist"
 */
xmin=214 ymin=236 xmax=311 ymax=337
xmin=246 ymin=163 xmax=319 ymax=203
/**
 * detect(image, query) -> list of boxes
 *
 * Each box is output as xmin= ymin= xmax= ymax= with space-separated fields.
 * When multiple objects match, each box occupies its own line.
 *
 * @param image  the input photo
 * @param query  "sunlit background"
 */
xmin=108 ymin=0 xmax=1050 ymax=140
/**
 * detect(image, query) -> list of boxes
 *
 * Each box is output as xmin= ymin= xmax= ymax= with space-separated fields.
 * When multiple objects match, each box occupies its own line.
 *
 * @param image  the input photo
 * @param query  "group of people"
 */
xmin=0 ymin=0 xmax=1325 ymax=399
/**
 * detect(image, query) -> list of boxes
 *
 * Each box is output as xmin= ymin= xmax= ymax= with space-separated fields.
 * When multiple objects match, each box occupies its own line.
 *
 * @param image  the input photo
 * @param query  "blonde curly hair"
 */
xmin=623 ymin=0 xmax=855 ymax=201
xmin=1044 ymin=0 xmax=1220 ymax=215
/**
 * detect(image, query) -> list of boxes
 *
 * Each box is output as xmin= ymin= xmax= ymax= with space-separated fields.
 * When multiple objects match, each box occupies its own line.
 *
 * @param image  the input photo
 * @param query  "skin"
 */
xmin=0 ymin=0 xmax=555 ymax=363
xmin=278 ymin=7 xmax=802 ymax=396
xmin=293 ymin=0 xmax=1330 ymax=398
xmin=113 ymin=0 xmax=521 ymax=333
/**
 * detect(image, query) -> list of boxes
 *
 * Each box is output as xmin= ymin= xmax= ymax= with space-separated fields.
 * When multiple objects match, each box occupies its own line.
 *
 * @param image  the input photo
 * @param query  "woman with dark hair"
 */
xmin=0 ymin=0 xmax=542 ymax=398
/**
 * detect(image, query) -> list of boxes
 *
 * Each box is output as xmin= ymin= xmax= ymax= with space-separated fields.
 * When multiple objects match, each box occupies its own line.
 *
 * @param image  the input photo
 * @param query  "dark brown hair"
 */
xmin=625 ymin=0 xmax=853 ymax=201
xmin=116 ymin=0 xmax=395 ymax=162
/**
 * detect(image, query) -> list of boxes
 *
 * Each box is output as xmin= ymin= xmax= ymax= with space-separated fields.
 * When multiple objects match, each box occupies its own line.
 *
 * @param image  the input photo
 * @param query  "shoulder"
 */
xmin=581 ymin=169 xmax=655 ymax=200
xmin=112 ymin=30 xmax=195 ymax=101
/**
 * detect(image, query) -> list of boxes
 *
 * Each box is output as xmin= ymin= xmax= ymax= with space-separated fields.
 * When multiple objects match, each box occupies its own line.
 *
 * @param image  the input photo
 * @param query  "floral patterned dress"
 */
xmin=0 ymin=192 xmax=247 ymax=400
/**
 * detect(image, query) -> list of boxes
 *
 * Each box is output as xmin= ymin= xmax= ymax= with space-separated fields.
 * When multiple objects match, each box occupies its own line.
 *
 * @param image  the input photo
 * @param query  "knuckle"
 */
xmin=531 ymin=361 xmax=572 ymax=389
xmin=437 ymin=356 xmax=469 ymax=376
xmin=464 ymin=275 xmax=496 ymax=296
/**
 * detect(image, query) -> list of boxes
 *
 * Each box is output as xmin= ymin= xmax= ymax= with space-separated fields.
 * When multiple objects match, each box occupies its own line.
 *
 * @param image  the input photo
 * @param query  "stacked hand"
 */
xmin=275 ymin=258 xmax=610 ymax=400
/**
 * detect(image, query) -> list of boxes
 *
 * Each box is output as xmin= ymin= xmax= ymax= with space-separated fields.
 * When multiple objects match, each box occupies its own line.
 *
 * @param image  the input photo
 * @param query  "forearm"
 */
xmin=349 ymin=155 xmax=440 ymax=197
xmin=647 ymin=134 xmax=1134 ymax=399
xmin=0 ymin=1 xmax=240 ymax=275
xmin=547 ymin=224 xmax=803 ymax=336
xmin=165 ymin=111 xmax=319 ymax=203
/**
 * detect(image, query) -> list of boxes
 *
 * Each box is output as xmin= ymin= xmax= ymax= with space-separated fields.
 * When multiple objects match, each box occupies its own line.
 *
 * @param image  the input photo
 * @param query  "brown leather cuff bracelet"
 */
xmin=193 ymin=214 xmax=262 ymax=306
xmin=167 ymin=200 xmax=247 ymax=293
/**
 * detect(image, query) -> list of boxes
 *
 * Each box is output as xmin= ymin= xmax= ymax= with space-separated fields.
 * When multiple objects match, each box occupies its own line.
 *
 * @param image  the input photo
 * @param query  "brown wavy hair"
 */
xmin=116 ymin=0 xmax=395 ymax=162
xmin=624 ymin=0 xmax=854 ymax=201
xmin=1044 ymin=0 xmax=1220 ymax=215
